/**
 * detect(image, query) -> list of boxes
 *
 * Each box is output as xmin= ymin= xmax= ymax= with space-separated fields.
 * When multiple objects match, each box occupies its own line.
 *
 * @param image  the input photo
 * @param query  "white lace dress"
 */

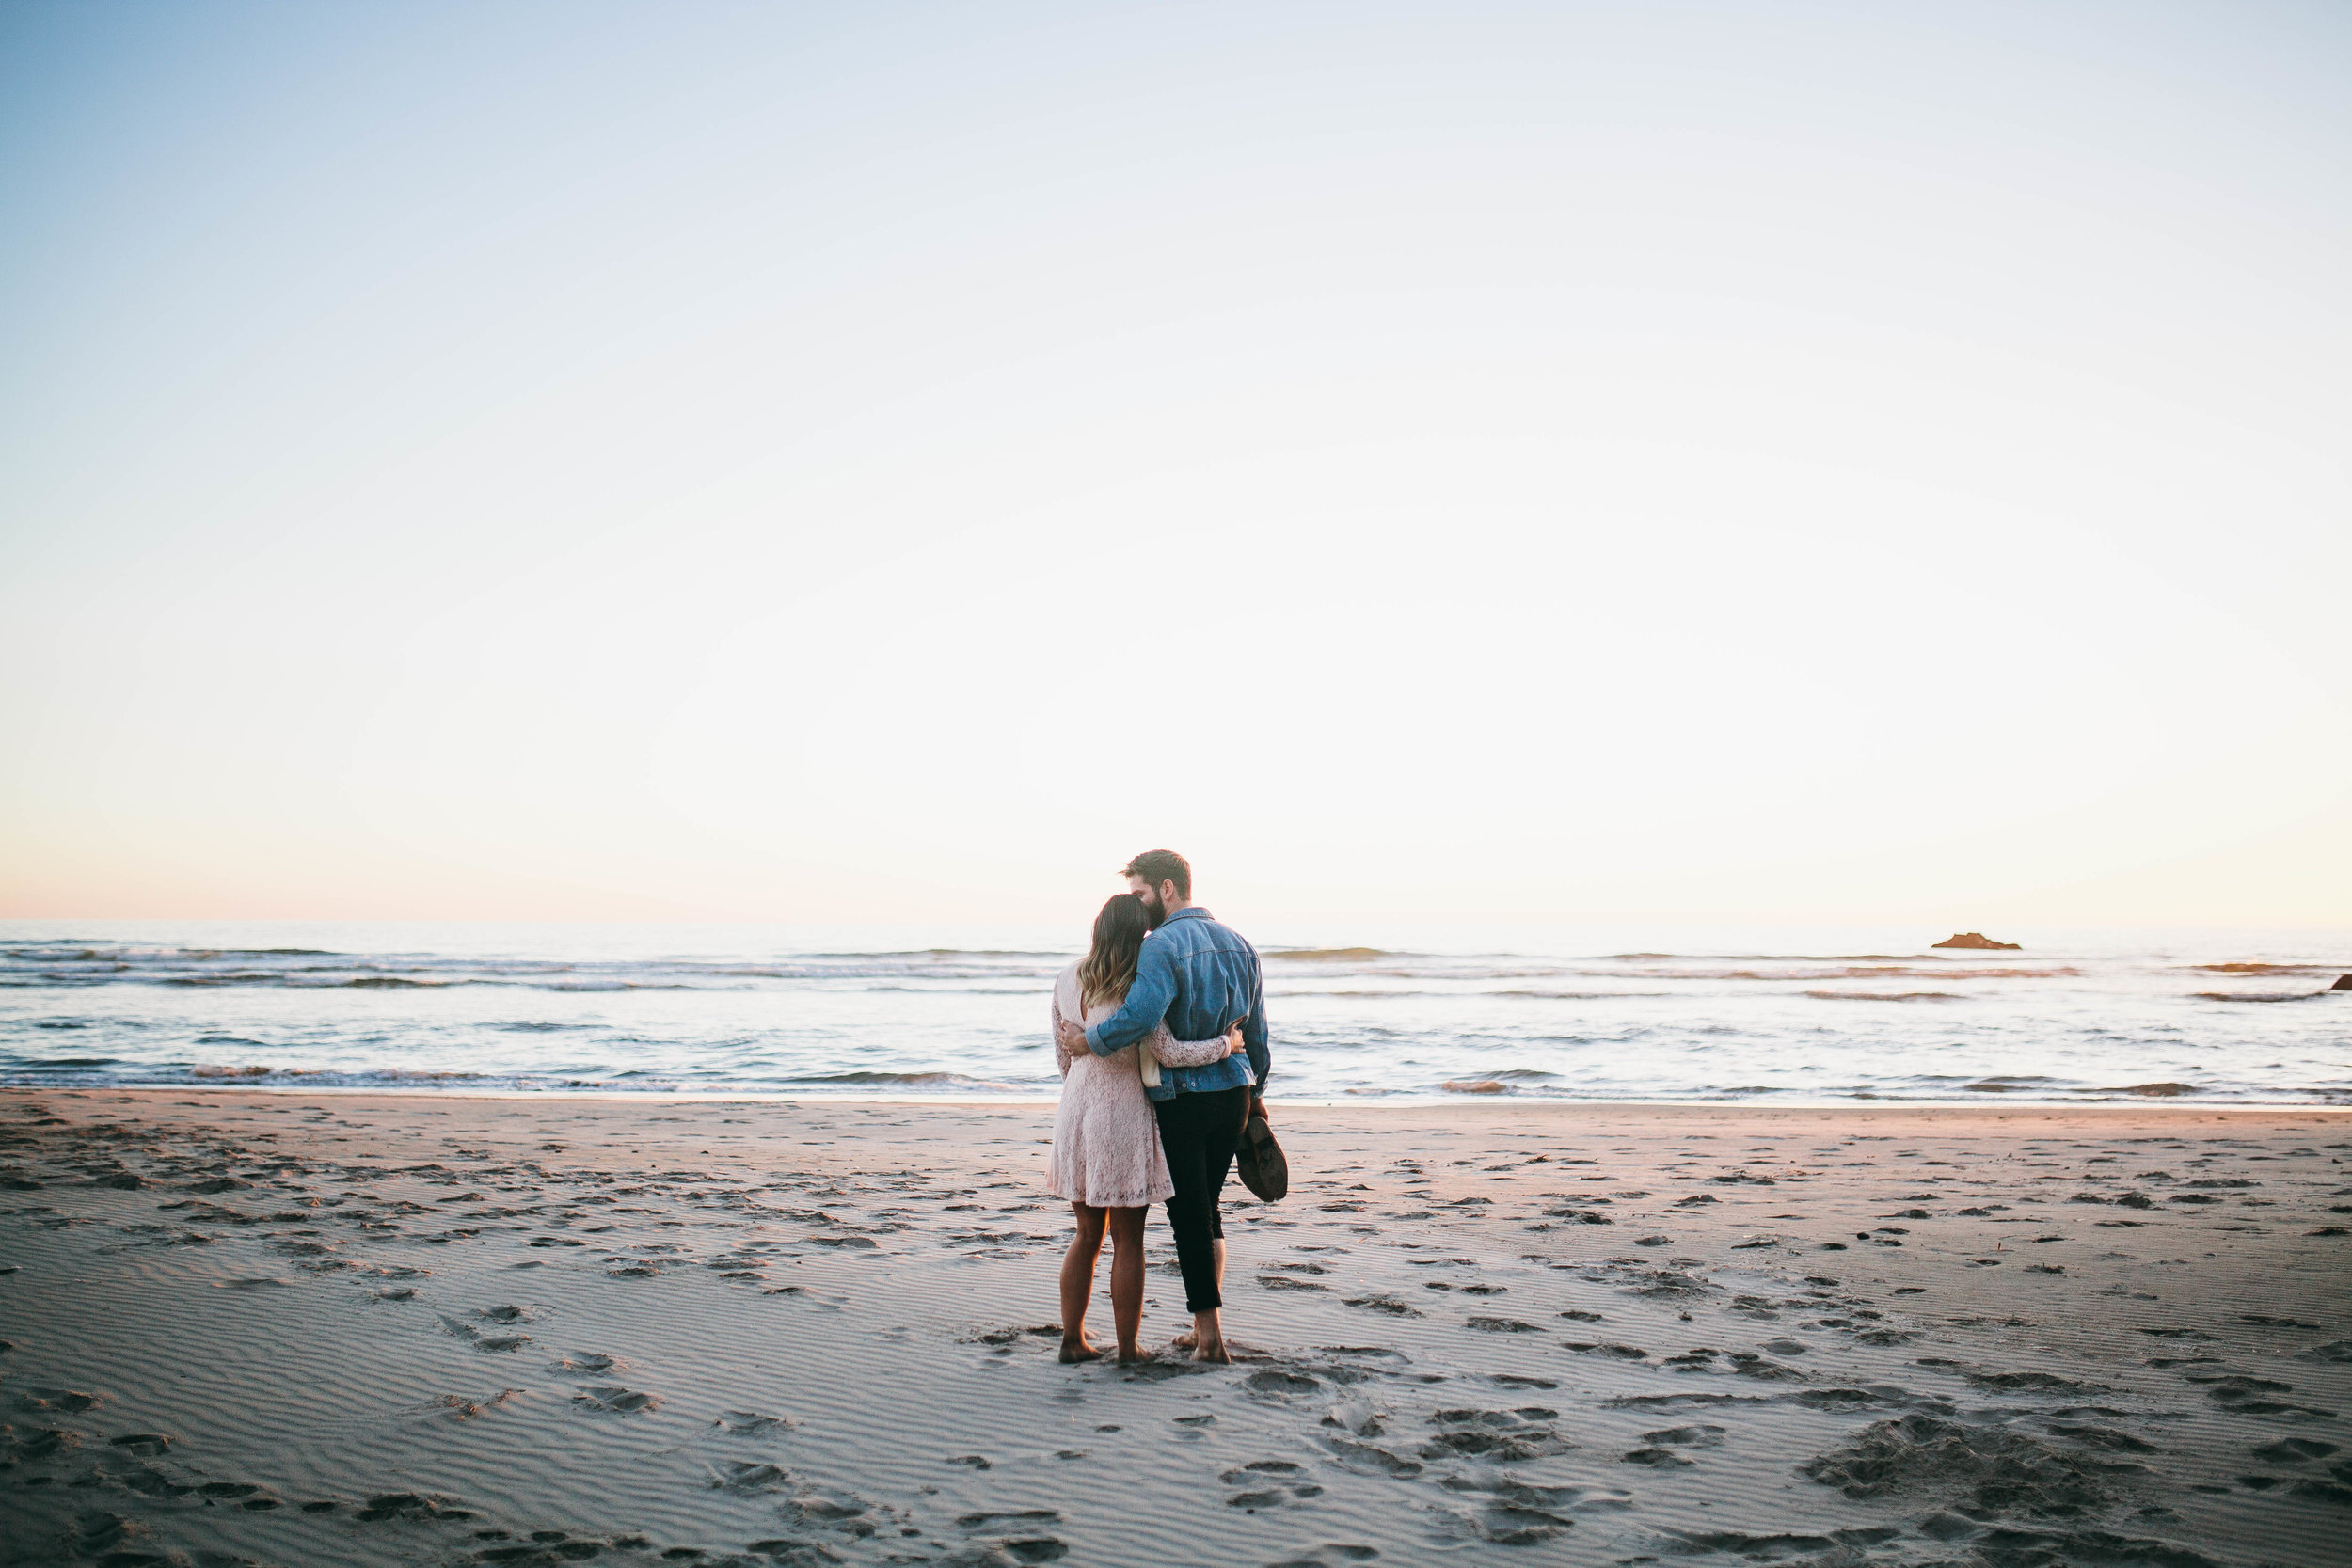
xmin=1046 ymin=963 xmax=1232 ymax=1209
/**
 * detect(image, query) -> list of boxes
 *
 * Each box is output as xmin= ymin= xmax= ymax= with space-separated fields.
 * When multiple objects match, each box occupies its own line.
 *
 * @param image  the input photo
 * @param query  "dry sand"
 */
xmin=1 ymin=1089 xmax=2347 ymax=1568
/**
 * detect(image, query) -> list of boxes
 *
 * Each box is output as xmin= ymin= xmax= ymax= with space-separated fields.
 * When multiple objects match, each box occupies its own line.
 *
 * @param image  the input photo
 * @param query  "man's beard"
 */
xmin=1136 ymin=890 xmax=1166 ymax=928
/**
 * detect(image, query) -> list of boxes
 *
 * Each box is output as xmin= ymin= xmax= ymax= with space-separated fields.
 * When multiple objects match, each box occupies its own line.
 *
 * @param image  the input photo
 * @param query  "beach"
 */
xmin=2 ymin=1090 xmax=2346 ymax=1567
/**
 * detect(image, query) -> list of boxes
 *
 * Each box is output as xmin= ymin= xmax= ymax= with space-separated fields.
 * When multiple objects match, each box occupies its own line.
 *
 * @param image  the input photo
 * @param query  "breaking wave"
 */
xmin=1804 ymin=990 xmax=1965 ymax=1003
xmin=787 ymin=1070 xmax=1033 ymax=1092
xmin=2192 ymin=990 xmax=2329 ymax=1004
xmin=1267 ymin=946 xmax=1413 ymax=962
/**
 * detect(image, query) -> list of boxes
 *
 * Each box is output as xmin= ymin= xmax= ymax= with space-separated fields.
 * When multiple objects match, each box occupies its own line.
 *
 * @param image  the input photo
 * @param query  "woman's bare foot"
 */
xmin=1058 ymin=1337 xmax=1103 ymax=1364
xmin=1116 ymin=1343 xmax=1154 ymax=1365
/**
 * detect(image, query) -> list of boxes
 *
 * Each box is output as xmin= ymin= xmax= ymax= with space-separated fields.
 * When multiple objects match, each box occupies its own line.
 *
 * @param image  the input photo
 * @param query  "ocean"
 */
xmin=1 ymin=919 xmax=2344 ymax=1105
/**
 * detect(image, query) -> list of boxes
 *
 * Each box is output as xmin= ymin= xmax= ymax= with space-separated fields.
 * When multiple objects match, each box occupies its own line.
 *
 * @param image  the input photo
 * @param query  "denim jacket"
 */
xmin=1083 ymin=906 xmax=1269 ymax=1102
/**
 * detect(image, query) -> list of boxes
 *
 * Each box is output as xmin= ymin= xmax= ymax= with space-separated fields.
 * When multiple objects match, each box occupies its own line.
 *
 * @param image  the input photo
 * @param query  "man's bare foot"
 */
xmin=1169 ymin=1331 xmax=1196 ymax=1351
xmin=1058 ymin=1338 xmax=1102 ymax=1364
xmin=1190 ymin=1335 xmax=1232 ymax=1364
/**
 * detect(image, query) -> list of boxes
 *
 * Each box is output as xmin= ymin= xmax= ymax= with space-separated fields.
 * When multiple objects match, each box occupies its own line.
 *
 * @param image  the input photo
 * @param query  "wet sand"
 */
xmin=1 ymin=1089 xmax=2347 ymax=1568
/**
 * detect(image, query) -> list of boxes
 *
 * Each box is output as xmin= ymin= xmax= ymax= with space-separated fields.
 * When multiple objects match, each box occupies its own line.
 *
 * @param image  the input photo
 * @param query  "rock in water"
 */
xmin=2331 ymin=974 xmax=2352 ymax=991
xmin=1932 ymin=932 xmax=2021 ymax=951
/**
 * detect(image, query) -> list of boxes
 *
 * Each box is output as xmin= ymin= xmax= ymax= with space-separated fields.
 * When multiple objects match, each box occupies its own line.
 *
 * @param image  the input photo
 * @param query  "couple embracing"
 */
xmin=1047 ymin=849 xmax=1272 ymax=1366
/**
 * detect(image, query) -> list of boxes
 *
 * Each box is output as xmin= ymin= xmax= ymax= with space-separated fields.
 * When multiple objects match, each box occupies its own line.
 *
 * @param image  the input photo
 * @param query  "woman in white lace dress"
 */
xmin=1048 ymin=895 xmax=1242 ymax=1362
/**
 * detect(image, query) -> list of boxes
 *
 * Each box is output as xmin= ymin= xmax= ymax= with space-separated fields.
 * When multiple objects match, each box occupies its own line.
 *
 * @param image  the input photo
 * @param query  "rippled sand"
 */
xmin=1 ymin=1090 xmax=2347 ymax=1567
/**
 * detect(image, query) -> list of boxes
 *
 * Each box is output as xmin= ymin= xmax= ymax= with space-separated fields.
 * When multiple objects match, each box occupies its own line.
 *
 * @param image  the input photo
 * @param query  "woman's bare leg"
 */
xmin=1106 ymin=1206 xmax=1149 ymax=1361
xmin=1059 ymin=1203 xmax=1107 ymax=1363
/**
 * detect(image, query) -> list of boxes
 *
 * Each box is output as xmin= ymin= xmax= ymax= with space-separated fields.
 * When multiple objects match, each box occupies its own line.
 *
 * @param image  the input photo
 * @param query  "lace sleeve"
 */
xmin=1148 ymin=1023 xmax=1235 ymax=1069
xmin=1051 ymin=993 xmax=1078 ymax=1077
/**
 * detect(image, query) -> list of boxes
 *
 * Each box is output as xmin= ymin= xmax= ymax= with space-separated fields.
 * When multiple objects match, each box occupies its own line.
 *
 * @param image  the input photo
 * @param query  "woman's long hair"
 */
xmin=1075 ymin=895 xmax=1150 ymax=1011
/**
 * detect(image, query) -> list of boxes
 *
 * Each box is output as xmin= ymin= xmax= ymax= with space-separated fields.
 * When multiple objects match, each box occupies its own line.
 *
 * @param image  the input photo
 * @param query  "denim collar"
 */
xmin=1158 ymin=904 xmax=1213 ymax=927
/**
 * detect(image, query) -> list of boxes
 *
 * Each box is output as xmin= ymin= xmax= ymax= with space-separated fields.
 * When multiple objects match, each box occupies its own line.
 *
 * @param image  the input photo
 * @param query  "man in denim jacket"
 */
xmin=1082 ymin=848 xmax=1269 ymax=1362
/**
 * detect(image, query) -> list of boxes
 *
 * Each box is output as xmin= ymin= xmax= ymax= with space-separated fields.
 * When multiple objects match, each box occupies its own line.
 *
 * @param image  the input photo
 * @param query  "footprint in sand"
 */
xmin=571 ymin=1385 xmax=660 ymax=1414
xmin=955 ymin=1509 xmax=1061 ymax=1530
xmin=712 ymin=1411 xmax=797 ymax=1439
xmin=1644 ymin=1424 xmax=1727 ymax=1448
xmin=1221 ymin=1461 xmax=1303 ymax=1483
xmin=712 ymin=1460 xmax=790 ymax=1493
xmin=1627 ymin=1424 xmax=1727 ymax=1467
xmin=1943 ymin=1366 xmax=2108 ymax=1395
xmin=15 ymin=1387 xmax=102 ymax=1414
xmin=70 ymin=1512 xmax=150 ymax=1558
xmin=426 ymin=1389 xmax=521 ymax=1420
xmin=1245 ymin=1370 xmax=1323 ymax=1398
xmin=438 ymin=1315 xmax=532 ymax=1352
xmin=968 ymin=1324 xmax=1062 ymax=1348
xmin=1623 ymin=1446 xmax=1693 ymax=1467
xmin=2251 ymin=1438 xmax=2339 ymax=1466
xmin=2042 ymin=1422 xmax=2158 ymax=1453
xmin=354 ymin=1491 xmax=475 ymax=1523
xmin=1419 ymin=1408 xmax=1566 ymax=1461
xmin=6 ymin=1428 xmax=84 ymax=1464
xmin=1451 ymin=1501 xmax=1575 ymax=1545
xmin=1801 ymin=1415 xmax=2118 ymax=1514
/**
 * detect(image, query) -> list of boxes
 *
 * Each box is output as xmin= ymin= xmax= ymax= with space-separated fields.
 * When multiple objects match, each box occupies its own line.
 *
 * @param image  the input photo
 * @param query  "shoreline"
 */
xmin=7 ymin=1082 xmax=2348 ymax=1113
xmin=3 ymin=1086 xmax=2346 ymax=1567
xmin=9 ymin=925 xmax=2344 ymax=1117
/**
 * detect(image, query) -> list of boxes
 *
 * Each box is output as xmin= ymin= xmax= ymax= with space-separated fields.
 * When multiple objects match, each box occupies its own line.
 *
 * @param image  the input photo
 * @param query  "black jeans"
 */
xmin=1154 ymin=1085 xmax=1251 ymax=1313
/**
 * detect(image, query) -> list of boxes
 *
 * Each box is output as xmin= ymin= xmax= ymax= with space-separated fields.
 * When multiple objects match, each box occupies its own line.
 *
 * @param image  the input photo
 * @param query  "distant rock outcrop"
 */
xmin=2332 ymin=974 xmax=2352 ymax=991
xmin=1932 ymin=932 xmax=2021 ymax=951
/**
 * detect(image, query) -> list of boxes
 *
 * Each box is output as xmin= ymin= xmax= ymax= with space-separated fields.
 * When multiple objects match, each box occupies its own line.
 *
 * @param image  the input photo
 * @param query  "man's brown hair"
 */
xmin=1122 ymin=848 xmax=1191 ymax=899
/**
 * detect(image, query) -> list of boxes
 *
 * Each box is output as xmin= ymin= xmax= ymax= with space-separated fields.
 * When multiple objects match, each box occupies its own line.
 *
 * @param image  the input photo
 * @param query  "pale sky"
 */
xmin=4 ymin=2 xmax=2348 ymax=927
